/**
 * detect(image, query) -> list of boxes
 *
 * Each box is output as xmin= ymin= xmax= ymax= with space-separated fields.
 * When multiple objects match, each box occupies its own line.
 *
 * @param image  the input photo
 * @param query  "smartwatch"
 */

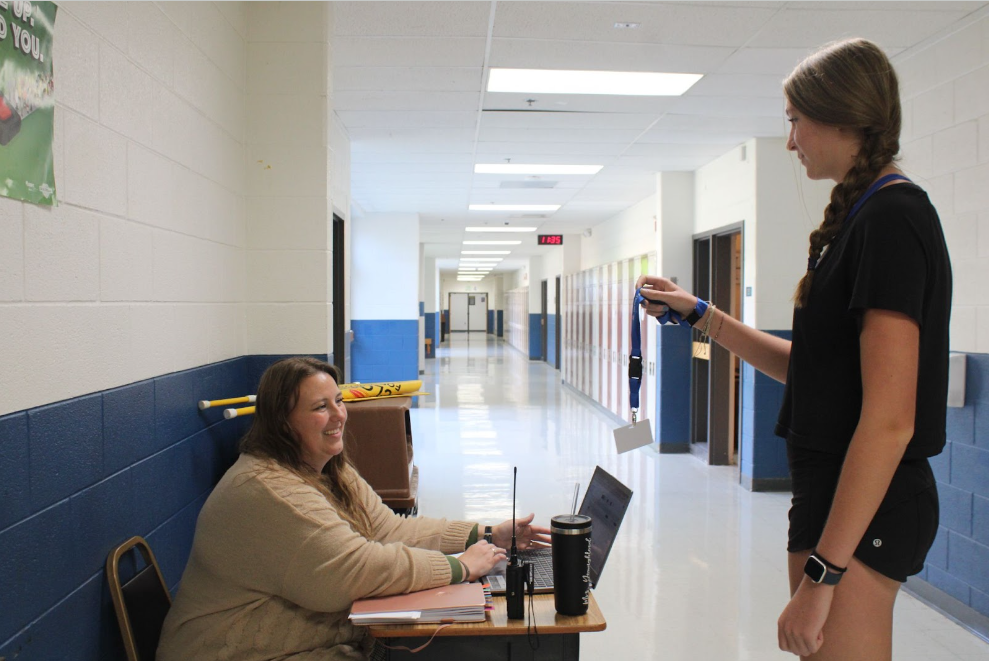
xmin=483 ymin=526 xmax=493 ymax=544
xmin=804 ymin=553 xmax=844 ymax=586
xmin=684 ymin=299 xmax=710 ymax=327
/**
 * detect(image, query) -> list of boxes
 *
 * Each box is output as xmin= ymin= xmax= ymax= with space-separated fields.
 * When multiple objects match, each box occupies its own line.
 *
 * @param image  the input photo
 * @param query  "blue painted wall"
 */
xmin=351 ymin=319 xmax=419 ymax=382
xmin=424 ymin=312 xmax=438 ymax=357
xmin=487 ymin=309 xmax=494 ymax=334
xmin=0 ymin=358 xmax=263 ymax=660
xmin=738 ymin=330 xmax=791 ymax=491
xmin=528 ymin=313 xmax=542 ymax=360
xmin=654 ymin=325 xmax=691 ymax=453
xmin=496 ymin=310 xmax=504 ymax=337
xmin=546 ymin=314 xmax=558 ymax=368
xmin=912 ymin=352 xmax=989 ymax=618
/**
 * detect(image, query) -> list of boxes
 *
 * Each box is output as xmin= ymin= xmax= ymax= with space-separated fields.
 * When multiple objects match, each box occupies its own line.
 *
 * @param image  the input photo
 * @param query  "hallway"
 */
xmin=410 ymin=334 xmax=989 ymax=660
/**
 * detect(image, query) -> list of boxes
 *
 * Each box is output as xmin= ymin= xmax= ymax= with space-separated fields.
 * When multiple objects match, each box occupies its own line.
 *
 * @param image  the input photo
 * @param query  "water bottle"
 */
xmin=551 ymin=514 xmax=592 ymax=615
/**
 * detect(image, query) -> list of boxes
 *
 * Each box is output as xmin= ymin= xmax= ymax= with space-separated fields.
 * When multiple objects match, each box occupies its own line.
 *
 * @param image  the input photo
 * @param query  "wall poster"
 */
xmin=0 ymin=0 xmax=56 ymax=205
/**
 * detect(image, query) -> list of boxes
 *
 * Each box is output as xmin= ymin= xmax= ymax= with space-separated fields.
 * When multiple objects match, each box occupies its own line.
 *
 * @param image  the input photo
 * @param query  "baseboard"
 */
xmin=903 ymin=577 xmax=989 ymax=644
xmin=739 ymin=473 xmax=792 ymax=492
xmin=657 ymin=442 xmax=690 ymax=454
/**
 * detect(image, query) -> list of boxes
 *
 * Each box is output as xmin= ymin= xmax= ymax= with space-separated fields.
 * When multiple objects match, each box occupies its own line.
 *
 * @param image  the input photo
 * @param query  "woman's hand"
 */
xmin=492 ymin=513 xmax=551 ymax=552
xmin=634 ymin=275 xmax=698 ymax=320
xmin=777 ymin=579 xmax=834 ymax=657
xmin=459 ymin=540 xmax=508 ymax=580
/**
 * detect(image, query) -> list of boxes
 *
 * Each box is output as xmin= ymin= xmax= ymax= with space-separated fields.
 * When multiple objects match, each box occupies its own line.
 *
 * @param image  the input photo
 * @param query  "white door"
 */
xmin=451 ymin=293 xmax=488 ymax=332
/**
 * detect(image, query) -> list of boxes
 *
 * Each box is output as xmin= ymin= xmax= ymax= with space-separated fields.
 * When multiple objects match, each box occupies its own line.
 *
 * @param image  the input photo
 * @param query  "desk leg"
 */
xmin=378 ymin=633 xmax=579 ymax=660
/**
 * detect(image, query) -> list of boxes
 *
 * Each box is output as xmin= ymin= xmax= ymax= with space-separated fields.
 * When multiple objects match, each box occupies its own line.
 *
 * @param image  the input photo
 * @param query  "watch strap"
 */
xmin=685 ymin=299 xmax=710 ymax=327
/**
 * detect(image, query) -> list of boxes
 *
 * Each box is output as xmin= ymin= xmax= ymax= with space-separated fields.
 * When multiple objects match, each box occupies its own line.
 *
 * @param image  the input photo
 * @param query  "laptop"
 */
xmin=485 ymin=466 xmax=633 ymax=594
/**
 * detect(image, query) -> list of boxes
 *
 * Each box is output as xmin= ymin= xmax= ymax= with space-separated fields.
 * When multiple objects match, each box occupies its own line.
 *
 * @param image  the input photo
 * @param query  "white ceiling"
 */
xmin=332 ymin=1 xmax=987 ymax=274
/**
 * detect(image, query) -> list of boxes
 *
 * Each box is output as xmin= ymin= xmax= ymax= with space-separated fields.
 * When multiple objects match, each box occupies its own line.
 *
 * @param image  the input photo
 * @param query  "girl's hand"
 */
xmin=777 ymin=579 xmax=834 ymax=657
xmin=634 ymin=275 xmax=698 ymax=320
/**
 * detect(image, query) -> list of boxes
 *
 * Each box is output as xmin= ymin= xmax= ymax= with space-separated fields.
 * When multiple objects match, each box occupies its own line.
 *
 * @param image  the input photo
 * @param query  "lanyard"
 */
xmin=847 ymin=173 xmax=911 ymax=222
xmin=629 ymin=289 xmax=649 ymax=420
xmin=811 ymin=173 xmax=911 ymax=271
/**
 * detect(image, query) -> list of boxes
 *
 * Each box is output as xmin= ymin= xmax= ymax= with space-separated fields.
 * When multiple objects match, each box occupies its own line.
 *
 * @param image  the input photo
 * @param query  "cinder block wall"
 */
xmin=896 ymin=14 xmax=989 ymax=616
xmin=0 ymin=3 xmax=344 ymax=658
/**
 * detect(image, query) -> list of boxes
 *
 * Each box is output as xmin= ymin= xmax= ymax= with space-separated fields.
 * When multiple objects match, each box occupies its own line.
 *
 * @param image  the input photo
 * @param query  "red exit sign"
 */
xmin=538 ymin=234 xmax=563 ymax=245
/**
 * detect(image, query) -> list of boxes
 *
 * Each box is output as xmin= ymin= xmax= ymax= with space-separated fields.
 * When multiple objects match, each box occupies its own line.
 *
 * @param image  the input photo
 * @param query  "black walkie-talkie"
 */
xmin=506 ymin=466 xmax=528 ymax=620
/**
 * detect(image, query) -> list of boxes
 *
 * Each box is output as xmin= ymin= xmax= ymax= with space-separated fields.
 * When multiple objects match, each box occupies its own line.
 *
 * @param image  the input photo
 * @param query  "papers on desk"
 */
xmin=349 ymin=583 xmax=487 ymax=625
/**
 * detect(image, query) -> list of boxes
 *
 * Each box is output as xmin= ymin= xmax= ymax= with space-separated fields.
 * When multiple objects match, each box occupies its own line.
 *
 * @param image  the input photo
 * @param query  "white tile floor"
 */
xmin=410 ymin=333 xmax=989 ymax=660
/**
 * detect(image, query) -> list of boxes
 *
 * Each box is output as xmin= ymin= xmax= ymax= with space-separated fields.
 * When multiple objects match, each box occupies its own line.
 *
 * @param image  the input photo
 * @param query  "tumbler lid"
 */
xmin=551 ymin=514 xmax=591 ymax=529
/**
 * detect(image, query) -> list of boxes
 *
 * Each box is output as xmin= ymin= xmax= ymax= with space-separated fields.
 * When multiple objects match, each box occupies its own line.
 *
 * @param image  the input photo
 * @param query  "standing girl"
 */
xmin=637 ymin=38 xmax=952 ymax=660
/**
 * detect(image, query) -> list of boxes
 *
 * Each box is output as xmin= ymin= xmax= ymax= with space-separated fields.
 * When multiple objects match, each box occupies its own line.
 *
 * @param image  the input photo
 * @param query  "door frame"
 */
xmin=690 ymin=222 xmax=744 ymax=466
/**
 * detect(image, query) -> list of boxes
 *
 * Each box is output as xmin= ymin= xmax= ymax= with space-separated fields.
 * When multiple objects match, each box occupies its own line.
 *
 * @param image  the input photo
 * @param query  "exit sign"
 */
xmin=538 ymin=234 xmax=563 ymax=245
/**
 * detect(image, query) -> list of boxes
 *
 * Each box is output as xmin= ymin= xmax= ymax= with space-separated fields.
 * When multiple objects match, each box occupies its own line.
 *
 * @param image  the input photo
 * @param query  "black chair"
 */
xmin=106 ymin=536 xmax=172 ymax=661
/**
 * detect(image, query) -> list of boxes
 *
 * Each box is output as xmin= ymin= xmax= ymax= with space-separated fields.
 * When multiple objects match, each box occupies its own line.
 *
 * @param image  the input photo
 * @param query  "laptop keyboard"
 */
xmin=522 ymin=548 xmax=554 ymax=588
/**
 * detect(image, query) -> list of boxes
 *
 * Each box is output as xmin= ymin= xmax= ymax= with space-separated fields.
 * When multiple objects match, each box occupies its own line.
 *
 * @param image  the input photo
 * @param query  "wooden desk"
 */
xmin=369 ymin=592 xmax=606 ymax=660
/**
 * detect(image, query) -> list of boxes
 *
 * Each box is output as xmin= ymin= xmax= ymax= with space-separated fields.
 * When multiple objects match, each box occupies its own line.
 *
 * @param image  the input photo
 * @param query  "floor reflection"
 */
xmin=410 ymin=334 xmax=989 ymax=660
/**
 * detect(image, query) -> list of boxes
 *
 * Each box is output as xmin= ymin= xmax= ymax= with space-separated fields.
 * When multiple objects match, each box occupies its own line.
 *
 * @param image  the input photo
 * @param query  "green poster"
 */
xmin=0 ymin=0 xmax=56 ymax=205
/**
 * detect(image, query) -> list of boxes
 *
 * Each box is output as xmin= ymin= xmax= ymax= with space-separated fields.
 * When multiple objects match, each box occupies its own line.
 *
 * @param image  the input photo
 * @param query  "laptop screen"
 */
xmin=579 ymin=466 xmax=633 ymax=588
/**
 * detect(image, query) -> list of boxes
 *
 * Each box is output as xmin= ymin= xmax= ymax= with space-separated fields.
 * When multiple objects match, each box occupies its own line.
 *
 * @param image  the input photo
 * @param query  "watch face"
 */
xmin=804 ymin=555 xmax=827 ymax=583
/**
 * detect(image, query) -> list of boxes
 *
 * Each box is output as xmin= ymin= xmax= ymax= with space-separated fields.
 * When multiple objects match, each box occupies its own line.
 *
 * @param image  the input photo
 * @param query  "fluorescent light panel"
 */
xmin=463 ymin=240 xmax=522 ymax=245
xmin=458 ymin=277 xmax=483 ymax=281
xmin=460 ymin=258 xmax=502 ymax=262
xmin=488 ymin=68 xmax=702 ymax=96
xmin=469 ymin=204 xmax=560 ymax=212
xmin=474 ymin=164 xmax=603 ymax=175
xmin=462 ymin=250 xmax=510 ymax=255
xmin=465 ymin=227 xmax=537 ymax=233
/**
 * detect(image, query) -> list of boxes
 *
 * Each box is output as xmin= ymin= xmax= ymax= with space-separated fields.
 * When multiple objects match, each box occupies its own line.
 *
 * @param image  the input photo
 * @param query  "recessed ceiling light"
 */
xmin=487 ymin=68 xmax=702 ymax=96
xmin=458 ymin=276 xmax=484 ymax=281
xmin=465 ymin=227 xmax=537 ymax=233
xmin=463 ymin=240 xmax=522 ymax=245
xmin=474 ymin=164 xmax=603 ymax=175
xmin=461 ymin=257 xmax=503 ymax=262
xmin=462 ymin=250 xmax=511 ymax=255
xmin=469 ymin=204 xmax=560 ymax=212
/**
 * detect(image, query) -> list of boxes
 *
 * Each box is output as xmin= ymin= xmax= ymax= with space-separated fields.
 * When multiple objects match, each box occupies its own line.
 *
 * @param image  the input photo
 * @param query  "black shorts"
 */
xmin=786 ymin=442 xmax=939 ymax=582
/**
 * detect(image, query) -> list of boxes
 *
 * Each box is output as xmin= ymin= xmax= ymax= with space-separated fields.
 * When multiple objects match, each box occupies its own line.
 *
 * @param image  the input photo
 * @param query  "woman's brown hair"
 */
xmin=240 ymin=356 xmax=372 ymax=537
xmin=785 ymin=38 xmax=902 ymax=307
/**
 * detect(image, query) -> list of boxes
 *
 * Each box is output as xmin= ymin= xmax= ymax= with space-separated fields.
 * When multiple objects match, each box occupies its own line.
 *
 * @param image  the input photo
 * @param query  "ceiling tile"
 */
xmin=488 ymin=39 xmax=734 ymax=73
xmin=747 ymin=6 xmax=975 ymax=48
xmin=493 ymin=1 xmax=780 ymax=47
xmin=479 ymin=111 xmax=659 ymax=130
xmin=334 ymin=2 xmax=492 ymax=37
xmin=333 ymin=36 xmax=486 ymax=67
xmin=335 ymin=67 xmax=483 ymax=92
xmin=334 ymin=90 xmax=481 ymax=112
xmin=337 ymin=110 xmax=477 ymax=129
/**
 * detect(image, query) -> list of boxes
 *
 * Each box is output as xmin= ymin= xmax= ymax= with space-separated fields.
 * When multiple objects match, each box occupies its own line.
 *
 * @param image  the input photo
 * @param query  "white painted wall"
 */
xmin=895 ymin=13 xmax=989 ymax=353
xmin=0 ymin=2 xmax=351 ymax=417
xmin=657 ymin=171 xmax=695 ymax=293
xmin=0 ymin=2 xmax=250 ymax=416
xmin=754 ymin=138 xmax=832 ymax=330
xmin=351 ymin=213 xmax=420 ymax=320
xmin=245 ymin=2 xmax=334 ymax=355
xmin=580 ymin=194 xmax=657 ymax=270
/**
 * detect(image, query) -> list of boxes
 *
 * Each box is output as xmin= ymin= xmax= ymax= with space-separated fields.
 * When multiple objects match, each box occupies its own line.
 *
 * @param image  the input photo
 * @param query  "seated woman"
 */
xmin=158 ymin=356 xmax=549 ymax=661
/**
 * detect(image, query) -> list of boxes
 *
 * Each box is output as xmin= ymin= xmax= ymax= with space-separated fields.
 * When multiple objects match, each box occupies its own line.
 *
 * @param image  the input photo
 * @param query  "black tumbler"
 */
xmin=551 ymin=514 xmax=592 ymax=616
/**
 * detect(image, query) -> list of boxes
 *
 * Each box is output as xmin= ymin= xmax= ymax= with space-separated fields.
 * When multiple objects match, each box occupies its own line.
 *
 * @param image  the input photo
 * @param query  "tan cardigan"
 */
xmin=157 ymin=453 xmax=475 ymax=661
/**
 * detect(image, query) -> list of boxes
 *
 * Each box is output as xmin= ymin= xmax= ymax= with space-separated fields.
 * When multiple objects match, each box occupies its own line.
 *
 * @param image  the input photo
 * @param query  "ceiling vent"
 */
xmin=499 ymin=180 xmax=558 ymax=189
xmin=510 ymin=213 xmax=548 ymax=219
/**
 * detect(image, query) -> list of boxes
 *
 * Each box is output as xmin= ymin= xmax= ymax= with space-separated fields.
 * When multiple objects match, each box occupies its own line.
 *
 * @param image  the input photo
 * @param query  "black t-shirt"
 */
xmin=775 ymin=183 xmax=952 ymax=459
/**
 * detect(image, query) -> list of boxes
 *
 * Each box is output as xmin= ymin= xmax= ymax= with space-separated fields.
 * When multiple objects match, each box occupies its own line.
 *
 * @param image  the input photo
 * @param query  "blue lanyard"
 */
xmin=810 ymin=173 xmax=911 ymax=271
xmin=847 ymin=173 xmax=911 ymax=222
xmin=629 ymin=290 xmax=646 ymax=416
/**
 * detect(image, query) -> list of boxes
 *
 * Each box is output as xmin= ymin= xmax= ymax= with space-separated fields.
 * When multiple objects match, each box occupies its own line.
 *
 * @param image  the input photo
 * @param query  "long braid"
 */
xmin=795 ymin=133 xmax=887 ymax=306
xmin=787 ymin=39 xmax=902 ymax=308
